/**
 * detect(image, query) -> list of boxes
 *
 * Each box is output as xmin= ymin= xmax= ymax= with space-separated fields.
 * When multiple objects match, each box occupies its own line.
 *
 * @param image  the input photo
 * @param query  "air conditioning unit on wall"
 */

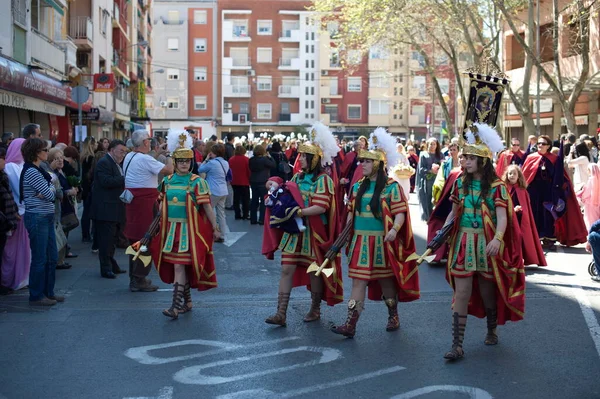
xmin=246 ymin=70 xmax=255 ymax=76
xmin=160 ymin=101 xmax=168 ymax=107
xmin=224 ymin=103 xmax=232 ymax=109
xmin=321 ymin=98 xmax=331 ymax=104
xmin=321 ymin=70 xmax=329 ymax=76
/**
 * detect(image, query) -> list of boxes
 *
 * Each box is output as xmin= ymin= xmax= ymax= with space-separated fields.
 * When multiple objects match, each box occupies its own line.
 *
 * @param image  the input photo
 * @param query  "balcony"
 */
xmin=115 ymin=87 xmax=131 ymax=117
xmin=69 ymin=17 xmax=93 ymax=49
xmin=279 ymin=28 xmax=301 ymax=42
xmin=278 ymin=85 xmax=300 ymax=98
xmin=112 ymin=49 xmax=128 ymax=79
xmin=55 ymin=37 xmax=79 ymax=70
xmin=223 ymin=85 xmax=251 ymax=97
xmin=222 ymin=113 xmax=251 ymax=124
xmin=223 ymin=20 xmax=251 ymax=42
xmin=30 ymin=29 xmax=66 ymax=75
xmin=279 ymin=113 xmax=302 ymax=124
xmin=223 ymin=57 xmax=251 ymax=70
xmin=278 ymin=57 xmax=301 ymax=70
xmin=112 ymin=3 xmax=128 ymax=36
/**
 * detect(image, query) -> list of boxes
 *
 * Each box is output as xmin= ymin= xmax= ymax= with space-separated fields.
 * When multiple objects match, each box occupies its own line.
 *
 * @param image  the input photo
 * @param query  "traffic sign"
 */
xmin=72 ymin=86 xmax=90 ymax=105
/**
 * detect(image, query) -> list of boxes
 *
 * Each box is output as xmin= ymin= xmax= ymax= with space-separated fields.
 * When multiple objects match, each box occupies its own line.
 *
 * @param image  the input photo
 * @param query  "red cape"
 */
xmin=495 ymin=150 xmax=524 ymax=177
xmin=427 ymin=169 xmax=462 ymax=262
xmin=446 ymin=179 xmax=526 ymax=325
xmin=509 ymin=184 xmax=547 ymax=266
xmin=151 ymin=179 xmax=217 ymax=291
xmin=522 ymin=152 xmax=587 ymax=246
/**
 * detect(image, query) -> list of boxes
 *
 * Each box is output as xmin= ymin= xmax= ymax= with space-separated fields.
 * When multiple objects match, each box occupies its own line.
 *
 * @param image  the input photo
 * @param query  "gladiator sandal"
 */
xmin=444 ymin=312 xmax=467 ymax=360
xmin=484 ymin=307 xmax=498 ymax=345
xmin=162 ymin=283 xmax=185 ymax=320
xmin=384 ymin=296 xmax=400 ymax=331
xmin=265 ymin=292 xmax=290 ymax=327
xmin=331 ymin=299 xmax=363 ymax=338
xmin=303 ymin=291 xmax=323 ymax=322
xmin=181 ymin=282 xmax=193 ymax=313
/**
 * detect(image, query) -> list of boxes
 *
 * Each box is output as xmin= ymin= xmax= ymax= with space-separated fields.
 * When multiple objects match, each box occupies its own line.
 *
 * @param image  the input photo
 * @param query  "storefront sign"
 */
xmin=69 ymin=107 xmax=114 ymax=123
xmin=94 ymin=73 xmax=116 ymax=93
xmin=0 ymin=88 xmax=65 ymax=116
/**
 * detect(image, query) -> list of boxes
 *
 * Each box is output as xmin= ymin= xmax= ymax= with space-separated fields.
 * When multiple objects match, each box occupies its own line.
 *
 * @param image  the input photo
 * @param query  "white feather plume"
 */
xmin=166 ymin=129 xmax=193 ymax=154
xmin=309 ymin=121 xmax=338 ymax=166
xmin=472 ymin=122 xmax=504 ymax=153
xmin=368 ymin=127 xmax=400 ymax=169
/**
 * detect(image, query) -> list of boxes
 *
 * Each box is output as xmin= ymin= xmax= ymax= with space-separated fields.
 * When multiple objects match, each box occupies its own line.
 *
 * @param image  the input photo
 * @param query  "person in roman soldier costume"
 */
xmin=331 ymin=128 xmax=419 ymax=338
xmin=502 ymin=165 xmax=547 ymax=267
xmin=263 ymin=122 xmax=343 ymax=327
xmin=443 ymin=122 xmax=525 ymax=361
xmin=151 ymin=130 xmax=220 ymax=320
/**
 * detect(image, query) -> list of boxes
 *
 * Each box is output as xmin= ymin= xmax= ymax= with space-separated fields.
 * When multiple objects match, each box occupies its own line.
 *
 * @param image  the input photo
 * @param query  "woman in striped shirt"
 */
xmin=19 ymin=138 xmax=63 ymax=306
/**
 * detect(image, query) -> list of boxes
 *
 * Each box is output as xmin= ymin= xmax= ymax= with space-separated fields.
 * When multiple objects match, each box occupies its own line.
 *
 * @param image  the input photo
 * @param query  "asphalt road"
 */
xmin=1 ymin=194 xmax=600 ymax=399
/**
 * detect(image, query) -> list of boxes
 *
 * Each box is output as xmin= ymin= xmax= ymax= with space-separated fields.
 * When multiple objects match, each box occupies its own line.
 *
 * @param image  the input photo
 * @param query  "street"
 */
xmin=1 ymin=196 xmax=600 ymax=399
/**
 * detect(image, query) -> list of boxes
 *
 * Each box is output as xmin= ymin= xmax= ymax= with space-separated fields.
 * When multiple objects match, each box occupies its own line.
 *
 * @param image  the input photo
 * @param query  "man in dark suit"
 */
xmin=91 ymin=140 xmax=128 ymax=279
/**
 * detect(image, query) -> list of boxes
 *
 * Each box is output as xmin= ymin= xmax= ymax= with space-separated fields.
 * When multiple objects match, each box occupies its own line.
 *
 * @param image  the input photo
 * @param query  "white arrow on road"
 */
xmin=223 ymin=232 xmax=246 ymax=247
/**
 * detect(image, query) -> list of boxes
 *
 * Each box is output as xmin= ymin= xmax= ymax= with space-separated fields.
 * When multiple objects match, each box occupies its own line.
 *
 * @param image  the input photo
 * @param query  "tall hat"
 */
xmin=167 ymin=129 xmax=194 ymax=159
xmin=358 ymin=127 xmax=400 ymax=170
xmin=460 ymin=54 xmax=510 ymax=159
xmin=297 ymin=121 xmax=339 ymax=169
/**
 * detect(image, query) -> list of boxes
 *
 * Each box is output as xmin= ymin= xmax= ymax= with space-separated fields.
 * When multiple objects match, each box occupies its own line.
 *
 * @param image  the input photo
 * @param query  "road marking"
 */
xmin=223 ymin=232 xmax=246 ymax=247
xmin=123 ymin=386 xmax=173 ymax=399
xmin=572 ymin=284 xmax=600 ymax=359
xmin=174 ymin=346 xmax=342 ymax=385
xmin=125 ymin=337 xmax=300 ymax=365
xmin=391 ymin=385 xmax=493 ymax=399
xmin=216 ymin=366 xmax=405 ymax=398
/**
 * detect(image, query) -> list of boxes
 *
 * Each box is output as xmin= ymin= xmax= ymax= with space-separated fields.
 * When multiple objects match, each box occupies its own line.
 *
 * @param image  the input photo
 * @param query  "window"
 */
xmin=327 ymin=21 xmax=339 ymax=37
xmin=311 ymin=100 xmax=315 ymax=108
xmin=369 ymin=72 xmax=390 ymax=88
xmin=257 ymin=104 xmax=272 ymax=119
xmin=438 ymin=78 xmax=450 ymax=95
xmin=194 ymin=96 xmax=207 ymax=110
xmin=281 ymin=103 xmax=290 ymax=114
xmin=324 ymin=105 xmax=338 ymax=123
xmin=412 ymin=105 xmax=425 ymax=124
xmin=167 ymin=38 xmax=179 ymax=51
xmin=194 ymin=67 xmax=207 ymax=81
xmin=347 ymin=77 xmax=362 ymax=92
xmin=330 ymin=50 xmax=340 ymax=67
xmin=168 ymin=11 xmax=179 ymax=24
xmin=347 ymin=50 xmax=362 ymax=65
xmin=412 ymin=76 xmax=426 ymax=96
xmin=282 ymin=20 xmax=299 ymax=37
xmin=257 ymin=20 xmax=272 ymax=35
xmin=239 ymin=103 xmax=250 ymax=114
xmin=194 ymin=10 xmax=207 ymax=24
xmin=369 ymin=46 xmax=389 ymax=59
xmin=369 ymin=100 xmax=389 ymax=115
xmin=167 ymin=97 xmax=179 ymax=109
xmin=167 ymin=68 xmax=179 ymax=80
xmin=13 ymin=0 xmax=27 ymax=27
xmin=257 ymin=48 xmax=272 ymax=63
xmin=100 ymin=8 xmax=108 ymax=36
xmin=257 ymin=76 xmax=272 ymax=91
xmin=232 ymin=20 xmax=249 ymax=37
xmin=348 ymin=105 xmax=361 ymax=119
xmin=330 ymin=78 xmax=338 ymax=95
xmin=411 ymin=51 xmax=426 ymax=68
xmin=194 ymin=38 xmax=207 ymax=52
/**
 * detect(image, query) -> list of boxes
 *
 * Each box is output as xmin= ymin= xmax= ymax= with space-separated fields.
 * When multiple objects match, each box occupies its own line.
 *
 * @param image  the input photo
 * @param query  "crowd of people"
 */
xmin=2 ymin=117 xmax=600 ymax=361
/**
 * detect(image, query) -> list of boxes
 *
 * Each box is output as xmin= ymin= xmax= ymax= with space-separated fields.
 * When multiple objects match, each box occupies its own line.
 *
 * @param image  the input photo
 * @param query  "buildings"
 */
xmin=503 ymin=0 xmax=600 ymax=142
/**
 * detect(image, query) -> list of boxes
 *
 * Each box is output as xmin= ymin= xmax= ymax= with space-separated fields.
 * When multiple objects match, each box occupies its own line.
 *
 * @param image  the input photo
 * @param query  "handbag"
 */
xmin=216 ymin=159 xmax=233 ymax=183
xmin=120 ymin=153 xmax=139 ymax=204
xmin=61 ymin=212 xmax=80 ymax=233
xmin=55 ymin=220 xmax=67 ymax=251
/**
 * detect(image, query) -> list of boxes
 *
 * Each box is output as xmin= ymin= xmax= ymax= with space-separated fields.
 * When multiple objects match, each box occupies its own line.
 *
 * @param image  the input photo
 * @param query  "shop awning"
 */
xmin=42 ymin=0 xmax=65 ymax=16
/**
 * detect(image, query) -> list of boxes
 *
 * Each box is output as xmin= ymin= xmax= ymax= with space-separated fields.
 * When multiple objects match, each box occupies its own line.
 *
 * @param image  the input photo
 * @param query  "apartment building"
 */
xmin=148 ymin=0 xmax=218 ymax=139
xmin=503 ymin=0 xmax=600 ymax=142
xmin=218 ymin=0 xmax=317 ymax=136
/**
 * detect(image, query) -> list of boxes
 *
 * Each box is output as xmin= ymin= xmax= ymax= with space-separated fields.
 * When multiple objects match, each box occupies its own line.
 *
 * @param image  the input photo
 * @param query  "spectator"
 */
xmin=80 ymin=136 xmax=97 ymax=243
xmin=224 ymin=134 xmax=235 ymax=209
xmin=47 ymin=149 xmax=72 ymax=270
xmin=1 ymin=139 xmax=30 ymax=292
xmin=21 ymin=124 xmax=41 ymax=139
xmin=123 ymin=130 xmax=173 ymax=292
xmin=229 ymin=145 xmax=250 ymax=220
xmin=248 ymin=145 xmax=276 ymax=225
xmin=62 ymin=146 xmax=81 ymax=178
xmin=198 ymin=143 xmax=231 ymax=242
xmin=20 ymin=138 xmax=62 ymax=306
xmin=149 ymin=137 xmax=168 ymax=182
xmin=268 ymin=141 xmax=290 ymax=181
xmin=91 ymin=140 xmax=128 ymax=279
xmin=567 ymin=141 xmax=591 ymax=191
xmin=0 ymin=147 xmax=18 ymax=294
xmin=416 ymin=138 xmax=442 ymax=221
xmin=1 ymin=132 xmax=14 ymax=150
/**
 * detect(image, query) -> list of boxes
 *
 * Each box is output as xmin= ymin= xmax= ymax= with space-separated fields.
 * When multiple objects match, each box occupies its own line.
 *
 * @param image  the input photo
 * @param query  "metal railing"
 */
xmin=30 ymin=29 xmax=66 ymax=74
xmin=278 ymin=85 xmax=299 ymax=95
xmin=231 ymin=85 xmax=250 ymax=94
xmin=231 ymin=57 xmax=251 ymax=67
xmin=279 ymin=58 xmax=293 ymax=67
xmin=69 ymin=17 xmax=93 ymax=42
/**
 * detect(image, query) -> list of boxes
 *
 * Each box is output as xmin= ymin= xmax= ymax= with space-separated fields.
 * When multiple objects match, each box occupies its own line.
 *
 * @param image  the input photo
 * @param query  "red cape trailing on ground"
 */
xmin=446 ymin=179 xmax=525 ymax=325
xmin=509 ymin=184 xmax=547 ymax=266
xmin=495 ymin=150 xmax=525 ymax=177
xmin=522 ymin=152 xmax=587 ymax=246
xmin=427 ymin=169 xmax=462 ymax=263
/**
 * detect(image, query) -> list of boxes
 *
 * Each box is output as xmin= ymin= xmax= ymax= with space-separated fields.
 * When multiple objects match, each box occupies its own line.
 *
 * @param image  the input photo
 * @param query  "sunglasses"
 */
xmin=537 ymin=142 xmax=549 ymax=146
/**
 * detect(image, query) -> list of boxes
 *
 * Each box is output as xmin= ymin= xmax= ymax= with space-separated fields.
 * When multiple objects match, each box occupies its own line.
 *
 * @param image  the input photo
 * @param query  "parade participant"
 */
xmin=416 ymin=138 xmax=442 ymax=221
xmin=264 ymin=122 xmax=343 ymax=327
xmin=443 ymin=123 xmax=525 ymax=361
xmin=432 ymin=142 xmax=460 ymax=205
xmin=331 ymin=128 xmax=419 ymax=338
xmin=495 ymin=138 xmax=525 ymax=177
xmin=503 ymin=165 xmax=547 ymax=267
xmin=391 ymin=143 xmax=414 ymax=198
xmin=151 ymin=131 xmax=219 ymax=319
xmin=521 ymin=135 xmax=587 ymax=248
xmin=426 ymin=153 xmax=465 ymax=264
xmin=577 ymin=163 xmax=600 ymax=231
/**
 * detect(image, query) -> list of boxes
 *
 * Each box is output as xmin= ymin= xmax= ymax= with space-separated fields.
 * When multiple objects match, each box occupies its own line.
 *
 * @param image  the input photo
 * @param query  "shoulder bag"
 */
xmin=119 ymin=153 xmax=139 ymax=204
